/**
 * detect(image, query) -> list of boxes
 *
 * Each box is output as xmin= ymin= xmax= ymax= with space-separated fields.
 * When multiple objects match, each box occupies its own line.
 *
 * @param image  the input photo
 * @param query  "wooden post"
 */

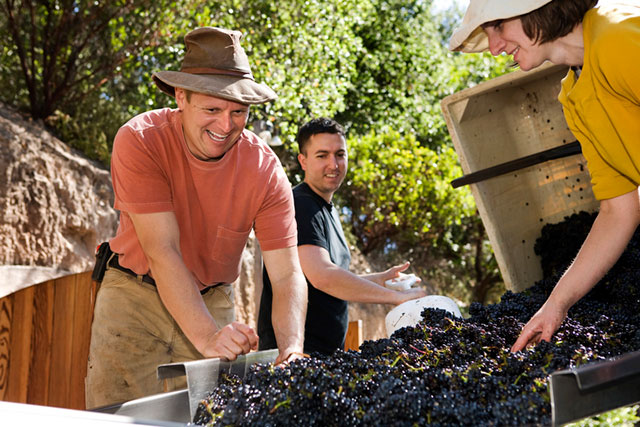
xmin=344 ymin=319 xmax=363 ymax=352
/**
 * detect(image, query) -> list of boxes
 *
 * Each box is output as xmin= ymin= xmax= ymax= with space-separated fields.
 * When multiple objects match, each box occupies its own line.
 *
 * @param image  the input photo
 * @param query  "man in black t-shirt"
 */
xmin=258 ymin=118 xmax=427 ymax=355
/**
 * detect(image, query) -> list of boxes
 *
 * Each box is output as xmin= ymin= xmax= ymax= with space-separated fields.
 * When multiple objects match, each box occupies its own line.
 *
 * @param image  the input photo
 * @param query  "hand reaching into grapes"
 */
xmin=275 ymin=349 xmax=310 ymax=365
xmin=511 ymin=300 xmax=567 ymax=352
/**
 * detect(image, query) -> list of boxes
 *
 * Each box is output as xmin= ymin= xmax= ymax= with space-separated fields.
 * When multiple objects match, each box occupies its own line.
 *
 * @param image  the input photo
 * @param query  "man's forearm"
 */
xmin=315 ymin=266 xmax=405 ymax=304
xmin=271 ymin=271 xmax=307 ymax=355
xmin=148 ymin=248 xmax=220 ymax=352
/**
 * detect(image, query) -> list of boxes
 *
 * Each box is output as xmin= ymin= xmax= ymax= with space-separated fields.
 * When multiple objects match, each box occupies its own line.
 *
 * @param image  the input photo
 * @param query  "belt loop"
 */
xmin=136 ymin=274 xmax=145 ymax=285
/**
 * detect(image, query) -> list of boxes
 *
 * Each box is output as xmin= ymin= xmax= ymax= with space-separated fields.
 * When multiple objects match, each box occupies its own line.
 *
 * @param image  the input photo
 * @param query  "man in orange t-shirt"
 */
xmin=85 ymin=27 xmax=308 ymax=408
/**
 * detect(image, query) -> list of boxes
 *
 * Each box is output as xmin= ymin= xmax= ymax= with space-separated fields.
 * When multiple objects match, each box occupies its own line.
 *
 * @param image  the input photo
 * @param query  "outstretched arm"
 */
xmin=299 ymin=246 xmax=427 ymax=305
xmin=361 ymin=261 xmax=419 ymax=287
xmin=511 ymin=188 xmax=640 ymax=352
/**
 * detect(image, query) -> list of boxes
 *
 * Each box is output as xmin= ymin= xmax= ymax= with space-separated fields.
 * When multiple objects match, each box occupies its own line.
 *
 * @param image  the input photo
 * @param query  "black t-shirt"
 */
xmin=258 ymin=182 xmax=351 ymax=355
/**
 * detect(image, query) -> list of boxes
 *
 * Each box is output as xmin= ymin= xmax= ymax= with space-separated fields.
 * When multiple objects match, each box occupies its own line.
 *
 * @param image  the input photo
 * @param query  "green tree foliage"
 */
xmin=187 ymin=0 xmax=365 ymax=162
xmin=335 ymin=0 xmax=449 ymax=147
xmin=0 ymin=0 xmax=201 ymax=162
xmin=343 ymin=130 xmax=475 ymax=253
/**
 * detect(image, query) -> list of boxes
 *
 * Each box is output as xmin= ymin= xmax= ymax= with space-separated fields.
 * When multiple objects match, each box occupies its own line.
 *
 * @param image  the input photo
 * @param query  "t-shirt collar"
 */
xmin=300 ymin=182 xmax=333 ymax=209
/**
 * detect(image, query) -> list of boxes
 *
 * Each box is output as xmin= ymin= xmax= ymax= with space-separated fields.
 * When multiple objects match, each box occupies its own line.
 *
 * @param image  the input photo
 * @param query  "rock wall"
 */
xmin=0 ymin=103 xmax=117 ymax=292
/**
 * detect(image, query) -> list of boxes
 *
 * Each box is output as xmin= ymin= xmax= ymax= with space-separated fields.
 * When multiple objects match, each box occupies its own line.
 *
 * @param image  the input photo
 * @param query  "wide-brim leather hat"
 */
xmin=153 ymin=27 xmax=276 ymax=105
xmin=449 ymin=0 xmax=552 ymax=53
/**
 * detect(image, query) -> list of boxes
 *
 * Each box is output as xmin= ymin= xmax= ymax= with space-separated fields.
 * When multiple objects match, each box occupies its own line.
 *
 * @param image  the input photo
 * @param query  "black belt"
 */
xmin=108 ymin=254 xmax=220 ymax=295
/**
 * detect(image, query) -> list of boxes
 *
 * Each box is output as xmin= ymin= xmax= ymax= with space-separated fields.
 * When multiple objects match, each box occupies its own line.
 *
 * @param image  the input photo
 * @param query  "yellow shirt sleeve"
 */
xmin=558 ymin=3 xmax=640 ymax=200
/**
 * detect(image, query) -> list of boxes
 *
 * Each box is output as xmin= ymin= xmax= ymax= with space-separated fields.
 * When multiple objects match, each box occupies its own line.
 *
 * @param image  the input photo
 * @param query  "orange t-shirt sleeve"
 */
xmin=253 ymin=165 xmax=297 ymax=251
xmin=111 ymin=125 xmax=174 ymax=214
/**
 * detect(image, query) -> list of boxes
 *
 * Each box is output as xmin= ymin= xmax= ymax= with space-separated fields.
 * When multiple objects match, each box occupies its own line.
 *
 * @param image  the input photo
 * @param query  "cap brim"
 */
xmin=448 ymin=0 xmax=553 ymax=53
xmin=153 ymin=71 xmax=277 ymax=105
xmin=450 ymin=26 xmax=489 ymax=53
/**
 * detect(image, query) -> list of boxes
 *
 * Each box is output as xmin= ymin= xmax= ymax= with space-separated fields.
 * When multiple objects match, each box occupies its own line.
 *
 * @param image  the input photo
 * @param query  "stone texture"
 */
xmin=0 ymin=102 xmax=117 ymax=290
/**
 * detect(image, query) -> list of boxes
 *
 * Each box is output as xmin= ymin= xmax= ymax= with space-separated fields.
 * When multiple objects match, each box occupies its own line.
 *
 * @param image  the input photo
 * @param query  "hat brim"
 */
xmin=448 ymin=0 xmax=553 ymax=53
xmin=153 ymin=71 xmax=277 ymax=105
xmin=450 ymin=27 xmax=490 ymax=53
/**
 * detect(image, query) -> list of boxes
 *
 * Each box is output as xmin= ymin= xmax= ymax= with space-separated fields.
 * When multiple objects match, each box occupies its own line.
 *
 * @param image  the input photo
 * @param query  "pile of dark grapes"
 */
xmin=193 ymin=212 xmax=640 ymax=426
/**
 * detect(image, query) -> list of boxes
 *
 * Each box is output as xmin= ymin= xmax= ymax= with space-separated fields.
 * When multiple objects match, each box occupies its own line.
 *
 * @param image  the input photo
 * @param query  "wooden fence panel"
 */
xmin=27 ymin=281 xmax=54 ymax=405
xmin=48 ymin=275 xmax=76 ymax=407
xmin=69 ymin=275 xmax=96 ymax=407
xmin=5 ymin=286 xmax=34 ymax=403
xmin=0 ymin=295 xmax=13 ymax=401
xmin=344 ymin=319 xmax=364 ymax=352
xmin=0 ymin=271 xmax=96 ymax=410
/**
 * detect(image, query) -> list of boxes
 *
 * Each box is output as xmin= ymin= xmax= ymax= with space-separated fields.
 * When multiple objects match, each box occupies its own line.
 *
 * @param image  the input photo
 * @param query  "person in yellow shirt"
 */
xmin=449 ymin=0 xmax=640 ymax=352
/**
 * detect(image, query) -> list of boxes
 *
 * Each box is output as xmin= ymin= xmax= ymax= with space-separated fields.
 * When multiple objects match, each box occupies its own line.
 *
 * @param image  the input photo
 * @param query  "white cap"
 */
xmin=449 ymin=0 xmax=552 ymax=52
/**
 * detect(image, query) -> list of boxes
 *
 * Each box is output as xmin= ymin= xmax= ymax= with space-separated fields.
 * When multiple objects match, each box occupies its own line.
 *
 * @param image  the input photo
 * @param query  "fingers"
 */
xmin=232 ymin=322 xmax=259 ymax=350
xmin=275 ymin=350 xmax=309 ymax=365
xmin=384 ymin=262 xmax=411 ymax=282
xmin=207 ymin=322 xmax=259 ymax=360
xmin=393 ymin=261 xmax=410 ymax=274
xmin=510 ymin=328 xmax=540 ymax=353
xmin=539 ymin=327 xmax=555 ymax=344
xmin=510 ymin=319 xmax=552 ymax=352
xmin=511 ymin=302 xmax=566 ymax=352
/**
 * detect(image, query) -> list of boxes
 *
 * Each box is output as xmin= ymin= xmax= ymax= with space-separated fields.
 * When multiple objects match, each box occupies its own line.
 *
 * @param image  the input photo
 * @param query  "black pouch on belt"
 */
xmin=92 ymin=241 xmax=113 ymax=283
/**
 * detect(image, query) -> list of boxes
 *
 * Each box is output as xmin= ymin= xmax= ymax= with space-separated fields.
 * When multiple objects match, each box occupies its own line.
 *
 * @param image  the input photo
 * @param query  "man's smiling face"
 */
xmin=298 ymin=132 xmax=348 ymax=203
xmin=176 ymin=88 xmax=249 ymax=160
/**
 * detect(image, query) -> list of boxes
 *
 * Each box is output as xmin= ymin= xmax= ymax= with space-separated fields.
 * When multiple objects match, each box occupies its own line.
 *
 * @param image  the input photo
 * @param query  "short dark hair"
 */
xmin=297 ymin=118 xmax=345 ymax=155
xmin=520 ymin=0 xmax=597 ymax=44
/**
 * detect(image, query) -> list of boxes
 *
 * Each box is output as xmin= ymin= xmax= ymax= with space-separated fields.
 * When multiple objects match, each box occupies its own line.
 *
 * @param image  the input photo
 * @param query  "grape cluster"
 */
xmin=193 ymin=212 xmax=640 ymax=426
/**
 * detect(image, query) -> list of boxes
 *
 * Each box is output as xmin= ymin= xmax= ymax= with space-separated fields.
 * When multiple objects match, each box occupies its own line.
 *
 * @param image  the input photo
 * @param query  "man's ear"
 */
xmin=298 ymin=152 xmax=307 ymax=171
xmin=175 ymin=88 xmax=186 ymax=110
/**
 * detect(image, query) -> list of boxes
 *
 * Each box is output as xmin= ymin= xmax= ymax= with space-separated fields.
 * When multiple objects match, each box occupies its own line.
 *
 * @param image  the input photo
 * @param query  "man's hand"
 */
xmin=393 ymin=287 xmax=428 ymax=305
xmin=510 ymin=301 xmax=567 ymax=352
xmin=200 ymin=321 xmax=259 ymax=360
xmin=369 ymin=261 xmax=422 ymax=287
xmin=275 ymin=349 xmax=310 ymax=365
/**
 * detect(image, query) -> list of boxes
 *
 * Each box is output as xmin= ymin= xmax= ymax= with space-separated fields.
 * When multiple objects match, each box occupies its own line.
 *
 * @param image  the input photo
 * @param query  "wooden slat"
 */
xmin=26 ymin=280 xmax=55 ymax=405
xmin=5 ymin=286 xmax=35 ymax=403
xmin=69 ymin=272 xmax=94 ymax=409
xmin=344 ymin=319 xmax=363 ymax=352
xmin=47 ymin=274 xmax=77 ymax=408
xmin=0 ymin=297 xmax=13 ymax=400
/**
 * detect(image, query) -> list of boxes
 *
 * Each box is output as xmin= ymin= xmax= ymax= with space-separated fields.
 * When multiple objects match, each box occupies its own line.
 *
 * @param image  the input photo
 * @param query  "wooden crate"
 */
xmin=441 ymin=63 xmax=599 ymax=292
xmin=0 ymin=271 xmax=97 ymax=410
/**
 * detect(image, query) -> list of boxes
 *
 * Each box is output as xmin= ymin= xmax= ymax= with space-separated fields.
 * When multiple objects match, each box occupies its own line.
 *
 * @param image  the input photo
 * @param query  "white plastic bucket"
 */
xmin=385 ymin=295 xmax=462 ymax=337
